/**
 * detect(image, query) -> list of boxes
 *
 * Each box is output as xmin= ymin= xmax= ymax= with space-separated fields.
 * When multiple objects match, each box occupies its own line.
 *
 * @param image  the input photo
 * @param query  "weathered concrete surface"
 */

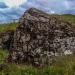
xmin=7 ymin=8 xmax=75 ymax=66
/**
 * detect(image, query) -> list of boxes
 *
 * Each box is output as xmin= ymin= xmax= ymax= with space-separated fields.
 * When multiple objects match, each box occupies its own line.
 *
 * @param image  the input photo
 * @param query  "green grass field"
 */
xmin=0 ymin=49 xmax=75 ymax=75
xmin=0 ymin=22 xmax=18 ymax=33
xmin=50 ymin=14 xmax=75 ymax=25
xmin=0 ymin=14 xmax=75 ymax=75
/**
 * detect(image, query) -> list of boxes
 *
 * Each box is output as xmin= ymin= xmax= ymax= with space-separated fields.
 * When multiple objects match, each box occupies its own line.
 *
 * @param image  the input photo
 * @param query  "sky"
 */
xmin=0 ymin=0 xmax=75 ymax=23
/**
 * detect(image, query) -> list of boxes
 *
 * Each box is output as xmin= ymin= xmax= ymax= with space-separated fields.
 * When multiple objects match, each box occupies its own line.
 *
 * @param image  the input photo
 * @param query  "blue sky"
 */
xmin=0 ymin=0 xmax=75 ymax=23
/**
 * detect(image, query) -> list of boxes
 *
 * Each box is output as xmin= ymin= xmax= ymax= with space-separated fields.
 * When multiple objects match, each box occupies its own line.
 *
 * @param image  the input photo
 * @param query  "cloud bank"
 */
xmin=0 ymin=0 xmax=75 ymax=23
xmin=0 ymin=2 xmax=8 ymax=8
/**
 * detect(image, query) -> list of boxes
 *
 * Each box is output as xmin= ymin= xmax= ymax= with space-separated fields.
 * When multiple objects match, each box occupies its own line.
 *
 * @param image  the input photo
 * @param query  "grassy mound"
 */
xmin=0 ymin=23 xmax=18 ymax=33
xmin=0 ymin=49 xmax=8 ymax=64
xmin=50 ymin=14 xmax=75 ymax=25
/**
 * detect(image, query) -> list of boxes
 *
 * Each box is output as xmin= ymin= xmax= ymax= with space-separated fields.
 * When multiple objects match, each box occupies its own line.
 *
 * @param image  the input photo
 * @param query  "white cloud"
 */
xmin=0 ymin=0 xmax=75 ymax=23
xmin=64 ymin=1 xmax=70 ymax=9
xmin=50 ymin=10 xmax=55 ymax=14
xmin=5 ymin=0 xmax=27 ymax=8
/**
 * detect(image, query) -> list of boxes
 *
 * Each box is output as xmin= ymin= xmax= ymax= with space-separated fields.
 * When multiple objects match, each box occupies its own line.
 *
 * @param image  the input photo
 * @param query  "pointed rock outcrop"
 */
xmin=8 ymin=8 xmax=75 ymax=67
